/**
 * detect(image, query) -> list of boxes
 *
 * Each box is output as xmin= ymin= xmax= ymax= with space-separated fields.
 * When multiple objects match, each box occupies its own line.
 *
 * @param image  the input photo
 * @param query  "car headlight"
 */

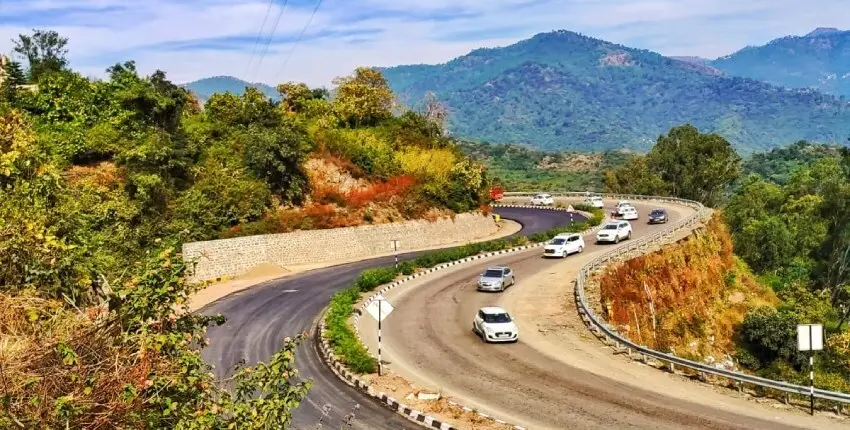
xmin=485 ymin=327 xmax=494 ymax=334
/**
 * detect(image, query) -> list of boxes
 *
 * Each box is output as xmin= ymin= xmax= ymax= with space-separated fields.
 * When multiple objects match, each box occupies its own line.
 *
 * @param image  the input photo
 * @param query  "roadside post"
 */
xmin=390 ymin=239 xmax=400 ymax=269
xmin=797 ymin=323 xmax=824 ymax=415
xmin=566 ymin=204 xmax=575 ymax=223
xmin=365 ymin=295 xmax=394 ymax=376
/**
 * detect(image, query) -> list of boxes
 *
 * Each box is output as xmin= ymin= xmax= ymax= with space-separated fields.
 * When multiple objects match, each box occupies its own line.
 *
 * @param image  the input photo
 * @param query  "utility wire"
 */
xmin=276 ymin=0 xmax=322 ymax=81
xmin=244 ymin=0 xmax=276 ymax=80
xmin=252 ymin=0 xmax=290 ymax=81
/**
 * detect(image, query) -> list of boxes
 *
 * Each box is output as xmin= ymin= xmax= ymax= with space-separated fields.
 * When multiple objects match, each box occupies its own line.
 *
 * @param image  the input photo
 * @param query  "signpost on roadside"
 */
xmin=797 ymin=323 xmax=824 ymax=415
xmin=365 ymin=295 xmax=394 ymax=376
xmin=566 ymin=204 xmax=575 ymax=222
xmin=390 ymin=240 xmax=400 ymax=269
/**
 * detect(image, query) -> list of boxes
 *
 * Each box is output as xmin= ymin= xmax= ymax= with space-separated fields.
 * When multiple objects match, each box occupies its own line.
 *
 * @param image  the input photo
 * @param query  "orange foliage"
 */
xmin=64 ymin=162 xmax=123 ymax=189
xmin=598 ymin=214 xmax=776 ymax=359
xmin=345 ymin=175 xmax=416 ymax=208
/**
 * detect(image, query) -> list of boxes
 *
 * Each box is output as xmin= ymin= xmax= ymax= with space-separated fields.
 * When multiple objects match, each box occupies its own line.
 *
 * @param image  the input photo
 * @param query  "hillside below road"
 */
xmin=360 ymin=200 xmax=842 ymax=429
xmin=200 ymin=207 xmax=583 ymax=430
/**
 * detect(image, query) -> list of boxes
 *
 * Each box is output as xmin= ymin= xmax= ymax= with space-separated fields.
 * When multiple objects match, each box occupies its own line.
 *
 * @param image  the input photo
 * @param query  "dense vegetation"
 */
xmin=380 ymin=30 xmax=850 ymax=154
xmin=0 ymin=29 xmax=490 ymax=428
xmin=458 ymin=140 xmax=632 ymax=191
xmin=711 ymin=28 xmax=850 ymax=98
xmin=326 ymin=205 xmax=605 ymax=373
xmin=602 ymin=125 xmax=850 ymax=399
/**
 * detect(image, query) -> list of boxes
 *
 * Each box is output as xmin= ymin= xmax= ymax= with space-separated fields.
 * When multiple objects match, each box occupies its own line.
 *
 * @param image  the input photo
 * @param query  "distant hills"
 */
xmin=184 ymin=29 xmax=850 ymax=154
xmin=182 ymin=76 xmax=279 ymax=103
xmin=380 ymin=30 xmax=850 ymax=153
xmin=710 ymin=27 xmax=850 ymax=97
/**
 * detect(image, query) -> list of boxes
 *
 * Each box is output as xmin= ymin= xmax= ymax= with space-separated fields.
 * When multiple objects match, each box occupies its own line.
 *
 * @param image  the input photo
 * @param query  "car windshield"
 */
xmin=651 ymin=210 xmax=665 ymax=215
xmin=483 ymin=313 xmax=512 ymax=323
xmin=603 ymin=224 xmax=618 ymax=230
xmin=482 ymin=269 xmax=503 ymax=277
xmin=550 ymin=238 xmax=566 ymax=245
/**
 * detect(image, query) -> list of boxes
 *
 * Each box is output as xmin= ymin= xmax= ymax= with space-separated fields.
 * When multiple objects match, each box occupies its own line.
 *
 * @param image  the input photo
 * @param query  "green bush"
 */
xmin=324 ymin=206 xmax=603 ymax=374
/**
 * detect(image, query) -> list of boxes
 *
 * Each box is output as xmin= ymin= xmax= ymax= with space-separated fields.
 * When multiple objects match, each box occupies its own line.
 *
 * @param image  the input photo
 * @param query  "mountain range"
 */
xmin=183 ymin=28 xmax=850 ymax=153
xmin=183 ymin=76 xmax=279 ymax=103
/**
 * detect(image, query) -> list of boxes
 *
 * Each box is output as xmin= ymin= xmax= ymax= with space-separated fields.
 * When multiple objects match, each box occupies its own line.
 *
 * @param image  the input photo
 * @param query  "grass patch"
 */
xmin=323 ymin=206 xmax=604 ymax=374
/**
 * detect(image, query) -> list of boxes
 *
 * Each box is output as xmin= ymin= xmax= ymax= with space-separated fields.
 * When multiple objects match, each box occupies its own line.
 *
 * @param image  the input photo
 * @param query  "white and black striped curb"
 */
xmin=318 ymin=322 xmax=473 ymax=430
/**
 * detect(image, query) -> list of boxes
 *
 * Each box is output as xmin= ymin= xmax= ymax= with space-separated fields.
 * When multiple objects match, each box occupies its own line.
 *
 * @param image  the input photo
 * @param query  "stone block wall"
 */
xmin=182 ymin=213 xmax=499 ymax=283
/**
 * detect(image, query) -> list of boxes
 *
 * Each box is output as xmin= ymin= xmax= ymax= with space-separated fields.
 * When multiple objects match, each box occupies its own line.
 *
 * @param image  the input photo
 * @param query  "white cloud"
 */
xmin=0 ymin=0 xmax=847 ymax=87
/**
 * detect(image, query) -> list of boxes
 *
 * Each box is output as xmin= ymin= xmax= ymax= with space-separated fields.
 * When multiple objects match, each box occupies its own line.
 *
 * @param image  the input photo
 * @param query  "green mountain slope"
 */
xmin=711 ymin=28 xmax=850 ymax=97
xmin=380 ymin=30 xmax=850 ymax=154
xmin=182 ymin=76 xmax=279 ymax=102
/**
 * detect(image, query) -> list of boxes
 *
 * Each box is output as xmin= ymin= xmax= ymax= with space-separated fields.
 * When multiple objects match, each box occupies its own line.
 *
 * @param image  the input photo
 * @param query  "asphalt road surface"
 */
xmin=362 ymin=201 xmax=817 ymax=430
xmin=200 ymin=206 xmax=583 ymax=429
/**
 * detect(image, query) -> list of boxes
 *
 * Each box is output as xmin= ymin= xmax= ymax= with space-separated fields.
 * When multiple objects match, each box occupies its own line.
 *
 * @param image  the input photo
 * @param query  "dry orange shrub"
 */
xmin=598 ymin=214 xmax=776 ymax=359
xmin=345 ymin=175 xmax=416 ymax=208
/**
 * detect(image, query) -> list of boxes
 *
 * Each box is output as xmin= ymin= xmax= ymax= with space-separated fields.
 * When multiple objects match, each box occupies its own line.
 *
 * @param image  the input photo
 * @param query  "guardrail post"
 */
xmin=668 ymin=350 xmax=675 ymax=373
xmin=784 ymin=392 xmax=789 ymax=405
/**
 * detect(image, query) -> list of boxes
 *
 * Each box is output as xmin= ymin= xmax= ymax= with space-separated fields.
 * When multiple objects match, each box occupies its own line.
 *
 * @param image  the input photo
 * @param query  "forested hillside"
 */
xmin=711 ymin=28 xmax=850 ymax=97
xmin=0 ymin=29 xmax=488 ymax=428
xmin=381 ymin=30 xmax=850 ymax=154
xmin=603 ymin=125 xmax=850 ymax=396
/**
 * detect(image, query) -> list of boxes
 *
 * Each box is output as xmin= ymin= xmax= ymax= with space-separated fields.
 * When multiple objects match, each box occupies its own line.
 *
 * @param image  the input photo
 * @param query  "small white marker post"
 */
xmin=365 ymin=295 xmax=394 ymax=376
xmin=566 ymin=204 xmax=575 ymax=222
xmin=797 ymin=323 xmax=824 ymax=415
xmin=390 ymin=239 xmax=400 ymax=269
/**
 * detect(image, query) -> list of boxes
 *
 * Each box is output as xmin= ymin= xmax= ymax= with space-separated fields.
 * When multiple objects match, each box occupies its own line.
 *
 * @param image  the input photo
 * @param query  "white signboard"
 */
xmin=797 ymin=324 xmax=824 ymax=351
xmin=365 ymin=295 xmax=394 ymax=322
xmin=566 ymin=205 xmax=575 ymax=212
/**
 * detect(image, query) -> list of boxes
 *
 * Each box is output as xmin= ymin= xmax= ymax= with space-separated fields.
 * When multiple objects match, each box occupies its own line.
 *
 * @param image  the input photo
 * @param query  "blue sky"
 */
xmin=0 ymin=0 xmax=847 ymax=87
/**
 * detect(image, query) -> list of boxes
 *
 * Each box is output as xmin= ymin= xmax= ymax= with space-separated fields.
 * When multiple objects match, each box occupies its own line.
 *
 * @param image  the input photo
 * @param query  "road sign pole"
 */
xmin=378 ymin=299 xmax=382 ymax=376
xmin=810 ymin=325 xmax=814 ymax=415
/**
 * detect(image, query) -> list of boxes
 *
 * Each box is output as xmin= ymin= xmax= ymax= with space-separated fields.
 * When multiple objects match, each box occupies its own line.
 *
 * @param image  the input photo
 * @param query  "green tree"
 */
xmin=242 ymin=123 xmax=313 ymax=204
xmin=12 ymin=29 xmax=69 ymax=82
xmin=647 ymin=124 xmax=741 ymax=206
xmin=332 ymin=67 xmax=393 ymax=127
xmin=602 ymin=155 xmax=668 ymax=196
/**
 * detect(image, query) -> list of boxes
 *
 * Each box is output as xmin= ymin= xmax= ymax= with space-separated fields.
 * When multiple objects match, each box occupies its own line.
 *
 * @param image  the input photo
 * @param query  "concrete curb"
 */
xmin=318 ymin=206 xmax=606 ymax=430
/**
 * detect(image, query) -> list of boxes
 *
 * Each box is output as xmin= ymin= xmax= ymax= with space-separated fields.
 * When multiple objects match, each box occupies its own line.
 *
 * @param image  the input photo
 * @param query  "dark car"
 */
xmin=648 ymin=208 xmax=668 ymax=224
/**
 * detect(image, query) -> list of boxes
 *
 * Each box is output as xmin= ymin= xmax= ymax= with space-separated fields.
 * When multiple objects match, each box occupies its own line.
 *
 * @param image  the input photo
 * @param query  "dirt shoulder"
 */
xmin=188 ymin=219 xmax=521 ymax=311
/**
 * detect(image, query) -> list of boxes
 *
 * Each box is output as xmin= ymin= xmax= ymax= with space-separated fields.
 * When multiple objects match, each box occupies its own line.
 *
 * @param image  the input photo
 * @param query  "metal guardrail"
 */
xmin=503 ymin=192 xmax=850 ymax=405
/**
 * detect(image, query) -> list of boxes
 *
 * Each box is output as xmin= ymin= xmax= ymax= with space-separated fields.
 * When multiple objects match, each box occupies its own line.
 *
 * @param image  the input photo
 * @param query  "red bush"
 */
xmin=345 ymin=175 xmax=416 ymax=208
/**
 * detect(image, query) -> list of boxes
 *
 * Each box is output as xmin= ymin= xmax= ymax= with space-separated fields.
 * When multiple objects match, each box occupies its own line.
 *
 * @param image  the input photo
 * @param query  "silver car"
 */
xmin=477 ymin=265 xmax=515 ymax=292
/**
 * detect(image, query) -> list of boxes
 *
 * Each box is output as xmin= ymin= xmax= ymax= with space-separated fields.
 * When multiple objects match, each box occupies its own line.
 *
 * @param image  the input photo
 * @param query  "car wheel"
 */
xmin=614 ymin=235 xmax=620 ymax=244
xmin=627 ymin=230 xmax=632 ymax=240
xmin=578 ymin=245 xmax=584 ymax=253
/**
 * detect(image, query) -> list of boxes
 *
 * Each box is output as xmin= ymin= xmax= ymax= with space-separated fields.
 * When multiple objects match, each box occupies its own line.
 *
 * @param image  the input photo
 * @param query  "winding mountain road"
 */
xmin=200 ymin=206 xmax=582 ymax=429
xmin=359 ymin=200 xmax=844 ymax=429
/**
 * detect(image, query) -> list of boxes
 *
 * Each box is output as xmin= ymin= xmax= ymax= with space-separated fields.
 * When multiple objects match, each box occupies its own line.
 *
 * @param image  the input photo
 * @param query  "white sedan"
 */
xmin=621 ymin=205 xmax=639 ymax=220
xmin=473 ymin=306 xmax=519 ymax=343
xmin=530 ymin=193 xmax=554 ymax=206
xmin=584 ymin=196 xmax=604 ymax=208
xmin=542 ymin=233 xmax=585 ymax=257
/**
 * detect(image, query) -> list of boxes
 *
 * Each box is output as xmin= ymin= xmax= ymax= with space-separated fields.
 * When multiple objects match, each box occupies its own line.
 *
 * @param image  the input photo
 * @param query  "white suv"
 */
xmin=473 ymin=306 xmax=518 ymax=343
xmin=612 ymin=200 xmax=632 ymax=216
xmin=530 ymin=193 xmax=554 ymax=206
xmin=543 ymin=233 xmax=585 ymax=258
xmin=596 ymin=221 xmax=632 ymax=244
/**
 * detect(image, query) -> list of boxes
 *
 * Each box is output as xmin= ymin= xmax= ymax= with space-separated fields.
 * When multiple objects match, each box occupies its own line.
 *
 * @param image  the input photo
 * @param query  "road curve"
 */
xmin=360 ymin=200 xmax=818 ymax=430
xmin=200 ymin=206 xmax=583 ymax=429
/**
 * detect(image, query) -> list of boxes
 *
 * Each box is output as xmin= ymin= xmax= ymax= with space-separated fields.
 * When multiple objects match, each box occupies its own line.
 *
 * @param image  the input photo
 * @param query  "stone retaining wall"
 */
xmin=183 ymin=213 xmax=499 ymax=283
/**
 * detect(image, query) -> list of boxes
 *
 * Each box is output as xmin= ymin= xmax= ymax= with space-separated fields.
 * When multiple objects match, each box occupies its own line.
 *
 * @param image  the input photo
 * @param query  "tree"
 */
xmin=332 ymin=67 xmax=393 ymax=127
xmin=242 ymin=122 xmax=313 ymax=204
xmin=647 ymin=124 xmax=741 ymax=206
xmin=602 ymin=156 xmax=668 ymax=196
xmin=1 ymin=58 xmax=28 ymax=103
xmin=12 ymin=29 xmax=69 ymax=82
xmin=277 ymin=81 xmax=313 ymax=113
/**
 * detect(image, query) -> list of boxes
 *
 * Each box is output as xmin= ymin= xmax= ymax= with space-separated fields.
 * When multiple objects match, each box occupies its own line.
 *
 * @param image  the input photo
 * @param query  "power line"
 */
xmin=252 ymin=0 xmax=290 ymax=81
xmin=244 ymin=0 xmax=276 ymax=80
xmin=276 ymin=0 xmax=322 ymax=81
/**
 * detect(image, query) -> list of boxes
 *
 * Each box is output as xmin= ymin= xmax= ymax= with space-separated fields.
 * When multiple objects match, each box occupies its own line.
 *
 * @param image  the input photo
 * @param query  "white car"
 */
xmin=472 ymin=306 xmax=518 ymax=343
xmin=530 ymin=193 xmax=554 ymax=206
xmin=584 ymin=196 xmax=604 ymax=208
xmin=542 ymin=233 xmax=585 ymax=258
xmin=612 ymin=200 xmax=632 ymax=216
xmin=596 ymin=221 xmax=632 ymax=244
xmin=621 ymin=205 xmax=639 ymax=220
